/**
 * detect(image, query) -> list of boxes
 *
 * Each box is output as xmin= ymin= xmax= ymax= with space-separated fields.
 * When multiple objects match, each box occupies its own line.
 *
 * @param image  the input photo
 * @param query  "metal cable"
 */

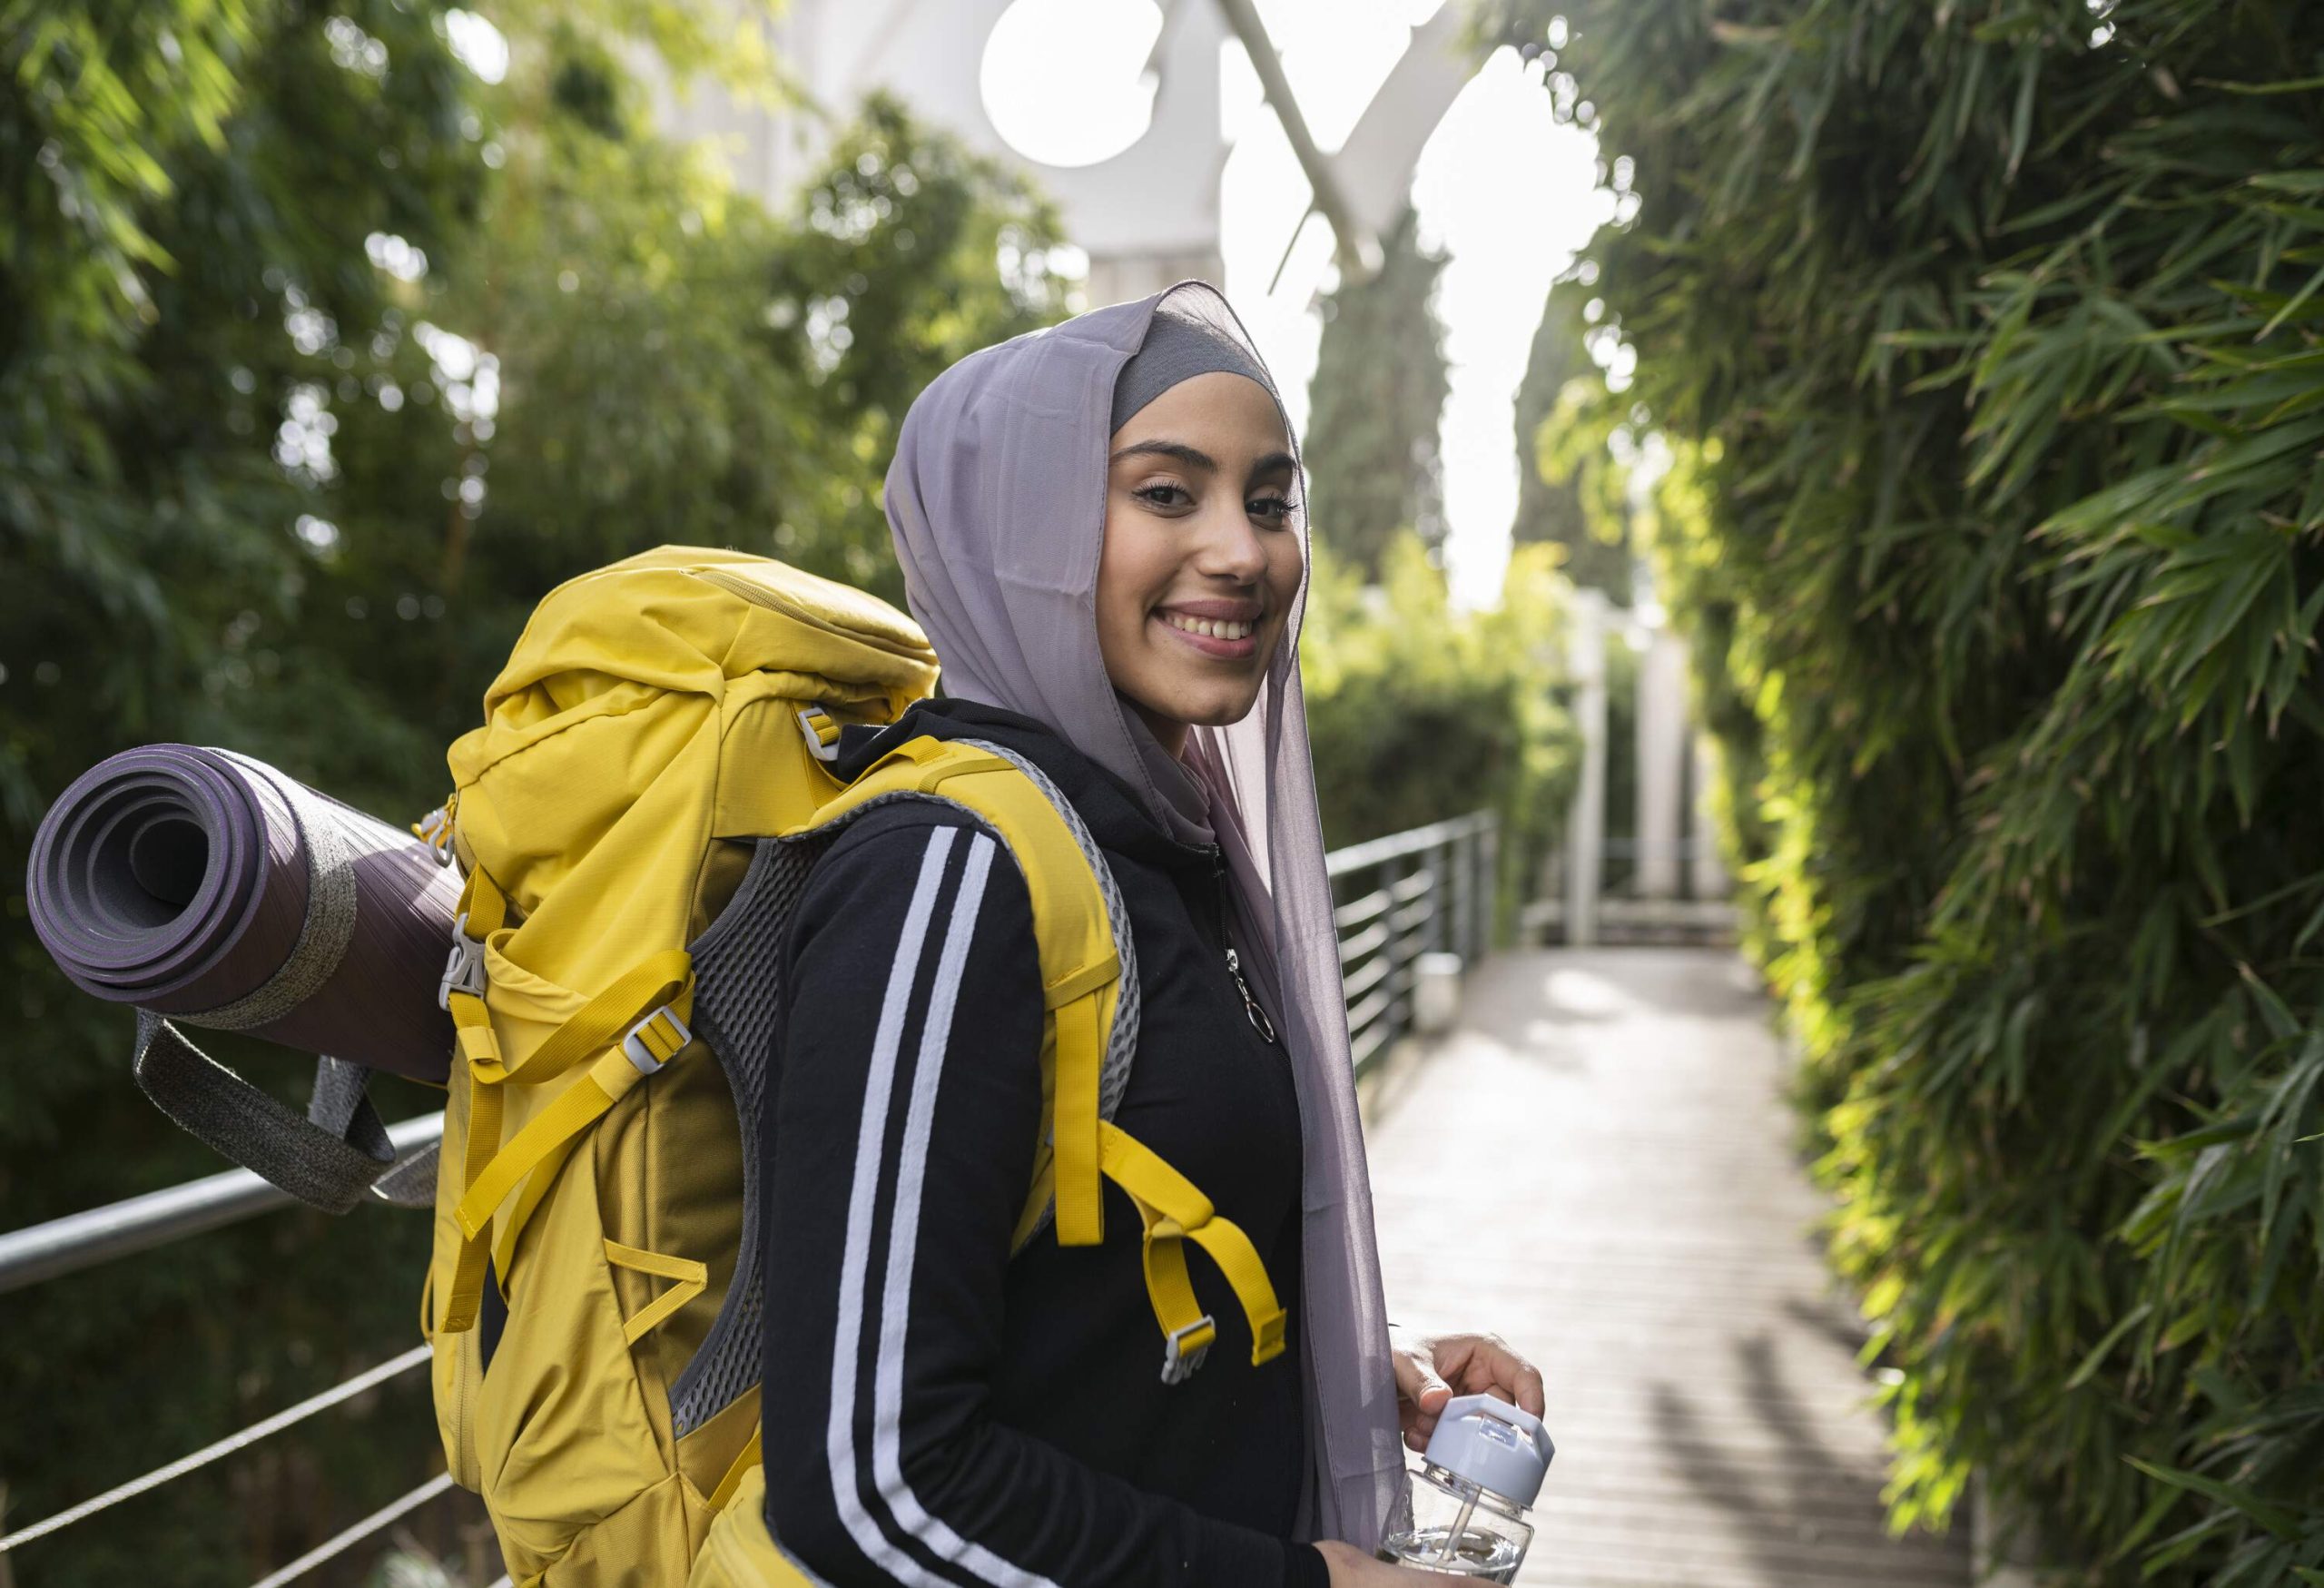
xmin=247 ymin=1470 xmax=457 ymax=1588
xmin=0 ymin=1345 xmax=431 ymax=1553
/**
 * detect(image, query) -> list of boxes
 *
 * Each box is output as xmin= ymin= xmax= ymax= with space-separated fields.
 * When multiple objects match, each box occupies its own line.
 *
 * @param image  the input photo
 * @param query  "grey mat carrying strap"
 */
xmin=133 ymin=1011 xmax=429 ymax=1213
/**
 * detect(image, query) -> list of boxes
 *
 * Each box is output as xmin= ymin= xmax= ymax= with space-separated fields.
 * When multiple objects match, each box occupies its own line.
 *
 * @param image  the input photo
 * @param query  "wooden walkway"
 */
xmin=1366 ymin=947 xmax=1972 ymax=1588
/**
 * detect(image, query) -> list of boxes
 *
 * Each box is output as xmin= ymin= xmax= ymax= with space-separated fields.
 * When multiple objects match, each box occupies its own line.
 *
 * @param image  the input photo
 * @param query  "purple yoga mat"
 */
xmin=26 ymin=745 xmax=458 ymax=1084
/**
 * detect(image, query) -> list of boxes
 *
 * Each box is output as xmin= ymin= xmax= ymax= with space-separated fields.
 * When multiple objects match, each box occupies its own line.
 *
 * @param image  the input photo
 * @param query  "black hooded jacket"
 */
xmin=757 ymin=695 xmax=1334 ymax=1588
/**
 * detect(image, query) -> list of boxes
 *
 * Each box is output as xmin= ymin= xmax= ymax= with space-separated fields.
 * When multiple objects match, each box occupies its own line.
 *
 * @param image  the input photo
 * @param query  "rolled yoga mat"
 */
xmin=25 ymin=745 xmax=461 ymax=1208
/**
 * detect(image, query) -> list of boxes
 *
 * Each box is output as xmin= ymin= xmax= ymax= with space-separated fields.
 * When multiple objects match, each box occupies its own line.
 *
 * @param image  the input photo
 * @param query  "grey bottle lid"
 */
xmin=1423 ymin=1393 xmax=1554 ymax=1508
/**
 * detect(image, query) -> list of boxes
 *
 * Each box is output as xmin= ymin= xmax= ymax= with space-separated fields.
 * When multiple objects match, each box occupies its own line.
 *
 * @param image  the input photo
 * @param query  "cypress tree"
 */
xmin=1304 ymin=202 xmax=1451 ymax=581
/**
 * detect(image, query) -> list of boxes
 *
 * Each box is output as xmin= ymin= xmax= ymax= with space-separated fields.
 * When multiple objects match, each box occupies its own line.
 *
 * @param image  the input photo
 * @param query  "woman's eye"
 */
xmin=1131 ymin=482 xmax=1295 ymax=524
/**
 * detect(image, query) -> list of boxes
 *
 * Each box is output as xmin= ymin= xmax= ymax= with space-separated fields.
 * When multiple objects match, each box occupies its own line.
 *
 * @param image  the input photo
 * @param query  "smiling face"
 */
xmin=1098 ymin=370 xmax=1306 ymax=760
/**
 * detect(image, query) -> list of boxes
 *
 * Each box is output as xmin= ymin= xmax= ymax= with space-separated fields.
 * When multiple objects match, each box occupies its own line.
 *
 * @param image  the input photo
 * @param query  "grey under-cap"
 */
xmin=1109 ymin=308 xmax=1275 ymax=434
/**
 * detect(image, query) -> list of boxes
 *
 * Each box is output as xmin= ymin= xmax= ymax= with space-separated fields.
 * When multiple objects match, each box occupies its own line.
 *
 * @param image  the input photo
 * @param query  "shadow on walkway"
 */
xmin=1365 ymin=948 xmax=1970 ymax=1588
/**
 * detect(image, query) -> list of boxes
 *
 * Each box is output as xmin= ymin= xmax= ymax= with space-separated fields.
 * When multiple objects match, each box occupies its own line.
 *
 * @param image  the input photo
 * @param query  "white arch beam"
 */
xmin=654 ymin=0 xmax=1487 ymax=294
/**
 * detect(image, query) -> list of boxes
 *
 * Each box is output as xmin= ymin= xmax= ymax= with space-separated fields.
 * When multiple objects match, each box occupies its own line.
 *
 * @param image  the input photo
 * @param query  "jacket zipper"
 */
xmin=1208 ymin=844 xmax=1280 ymax=1046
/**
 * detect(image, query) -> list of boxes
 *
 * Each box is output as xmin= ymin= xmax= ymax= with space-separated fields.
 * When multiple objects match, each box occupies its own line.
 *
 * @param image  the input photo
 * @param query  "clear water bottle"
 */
xmin=1377 ymin=1393 xmax=1553 ymax=1582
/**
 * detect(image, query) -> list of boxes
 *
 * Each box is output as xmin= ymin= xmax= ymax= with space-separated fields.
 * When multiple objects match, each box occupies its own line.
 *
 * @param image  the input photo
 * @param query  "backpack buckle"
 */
xmin=438 ymin=912 xmax=487 ymax=1010
xmin=797 ymin=705 xmax=842 ymax=764
xmin=1159 ymin=1315 xmax=1216 ymax=1386
xmin=414 ymin=798 xmax=458 ymax=866
xmin=622 ymin=1005 xmax=693 ymax=1075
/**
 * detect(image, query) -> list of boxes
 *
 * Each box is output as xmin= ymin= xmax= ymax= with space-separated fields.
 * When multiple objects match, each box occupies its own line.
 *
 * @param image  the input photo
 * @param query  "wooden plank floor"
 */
xmin=1365 ymin=947 xmax=1970 ymax=1588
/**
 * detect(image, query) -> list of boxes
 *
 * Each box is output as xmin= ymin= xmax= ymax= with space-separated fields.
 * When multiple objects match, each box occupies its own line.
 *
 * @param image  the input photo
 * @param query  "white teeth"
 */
xmin=1162 ymin=611 xmax=1254 ymax=640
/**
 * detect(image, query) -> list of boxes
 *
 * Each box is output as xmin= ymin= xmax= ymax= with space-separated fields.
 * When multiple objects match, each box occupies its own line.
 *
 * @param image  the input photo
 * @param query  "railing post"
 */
xmin=1422 ymin=842 xmax=1445 ymax=958
xmin=1478 ymin=818 xmax=1496 ymax=958
xmin=1384 ymin=854 xmax=1410 ymax=1041
xmin=1451 ymin=826 xmax=1474 ymax=966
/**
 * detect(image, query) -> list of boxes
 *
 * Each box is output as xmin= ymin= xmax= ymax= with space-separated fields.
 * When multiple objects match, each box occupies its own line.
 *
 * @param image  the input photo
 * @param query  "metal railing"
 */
xmin=0 ymin=1113 xmax=446 ymax=1297
xmin=1327 ymin=809 xmax=1497 ymax=1075
xmin=0 ymin=806 xmax=1503 ymax=1583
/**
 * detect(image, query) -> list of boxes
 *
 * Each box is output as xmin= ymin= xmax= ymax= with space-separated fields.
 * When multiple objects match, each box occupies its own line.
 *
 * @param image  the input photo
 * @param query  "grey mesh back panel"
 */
xmin=666 ymin=762 xmax=1141 ymax=1437
xmin=668 ymin=830 xmax=825 ymax=1435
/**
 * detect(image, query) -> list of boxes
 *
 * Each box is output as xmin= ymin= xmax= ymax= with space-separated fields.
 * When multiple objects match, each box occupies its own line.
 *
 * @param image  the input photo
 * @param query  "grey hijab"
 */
xmin=883 ymin=280 xmax=1407 ymax=1548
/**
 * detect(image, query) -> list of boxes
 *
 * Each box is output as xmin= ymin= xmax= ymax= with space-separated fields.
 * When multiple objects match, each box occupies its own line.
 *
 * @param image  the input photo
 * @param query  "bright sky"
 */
xmin=1211 ymin=2 xmax=1610 ymax=610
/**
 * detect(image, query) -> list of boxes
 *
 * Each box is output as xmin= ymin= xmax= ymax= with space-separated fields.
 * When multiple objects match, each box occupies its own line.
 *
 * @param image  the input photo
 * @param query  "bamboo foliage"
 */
xmin=1467 ymin=0 xmax=2324 ymax=1579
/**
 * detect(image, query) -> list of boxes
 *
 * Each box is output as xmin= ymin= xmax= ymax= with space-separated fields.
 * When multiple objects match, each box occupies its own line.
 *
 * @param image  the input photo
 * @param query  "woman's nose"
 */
xmin=1194 ymin=500 xmax=1271 ymax=581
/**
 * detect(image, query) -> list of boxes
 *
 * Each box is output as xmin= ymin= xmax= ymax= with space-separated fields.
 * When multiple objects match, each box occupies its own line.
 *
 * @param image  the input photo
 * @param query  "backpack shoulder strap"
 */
xmin=791 ymin=735 xmax=1124 ymax=1238
xmin=793 ymin=734 xmax=1285 ymax=1383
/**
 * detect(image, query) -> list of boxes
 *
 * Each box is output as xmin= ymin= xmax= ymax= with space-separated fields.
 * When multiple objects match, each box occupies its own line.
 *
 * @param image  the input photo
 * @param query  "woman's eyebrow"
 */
xmin=1111 ymin=439 xmax=1215 ymax=470
xmin=1109 ymin=439 xmax=1298 ymax=477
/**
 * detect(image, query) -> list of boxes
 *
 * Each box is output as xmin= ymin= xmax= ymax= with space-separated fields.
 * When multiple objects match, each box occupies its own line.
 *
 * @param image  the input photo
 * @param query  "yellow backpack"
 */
xmin=418 ymin=546 xmax=1286 ymax=1585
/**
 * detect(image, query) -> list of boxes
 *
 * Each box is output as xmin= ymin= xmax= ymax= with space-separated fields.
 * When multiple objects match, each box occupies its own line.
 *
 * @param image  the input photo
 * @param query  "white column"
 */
xmin=1689 ymin=731 xmax=1729 ymax=900
xmin=1635 ymin=625 xmax=1689 ymax=899
xmin=1564 ymin=590 xmax=1609 ymax=947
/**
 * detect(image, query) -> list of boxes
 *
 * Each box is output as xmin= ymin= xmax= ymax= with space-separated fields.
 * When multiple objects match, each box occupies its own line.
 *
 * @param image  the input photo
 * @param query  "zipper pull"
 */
xmin=1207 ymin=843 xmax=1276 ymax=1043
xmin=1226 ymin=946 xmax=1279 ymax=1046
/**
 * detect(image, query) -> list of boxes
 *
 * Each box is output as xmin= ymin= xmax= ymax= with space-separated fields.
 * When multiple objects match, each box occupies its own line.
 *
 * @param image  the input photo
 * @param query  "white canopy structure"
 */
xmin=655 ymin=0 xmax=1482 ymax=304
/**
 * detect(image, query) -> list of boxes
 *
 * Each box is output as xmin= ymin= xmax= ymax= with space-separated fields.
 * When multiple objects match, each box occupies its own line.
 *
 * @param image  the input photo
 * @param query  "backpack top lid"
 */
xmin=444 ymin=545 xmax=940 ymax=1001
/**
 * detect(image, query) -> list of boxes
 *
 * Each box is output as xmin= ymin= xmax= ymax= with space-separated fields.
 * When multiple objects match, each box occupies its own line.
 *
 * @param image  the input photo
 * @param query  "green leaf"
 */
xmin=2256 ymin=263 xmax=2324 ymax=341
xmin=2123 ymin=1458 xmax=2301 ymax=1539
xmin=2064 ymin=1303 xmax=2153 ymax=1389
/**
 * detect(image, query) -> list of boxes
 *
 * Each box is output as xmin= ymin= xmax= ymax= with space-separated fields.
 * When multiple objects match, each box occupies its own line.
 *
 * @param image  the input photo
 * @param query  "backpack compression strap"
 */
xmin=798 ymin=735 xmax=1287 ymax=1379
xmin=435 ymin=863 xmax=698 ymax=1335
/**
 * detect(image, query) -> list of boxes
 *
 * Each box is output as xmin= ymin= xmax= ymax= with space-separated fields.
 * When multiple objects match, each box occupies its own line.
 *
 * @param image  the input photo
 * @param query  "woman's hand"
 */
xmin=1315 ymin=1540 xmax=1462 ymax=1584
xmin=1388 ymin=1326 xmax=1546 ymax=1453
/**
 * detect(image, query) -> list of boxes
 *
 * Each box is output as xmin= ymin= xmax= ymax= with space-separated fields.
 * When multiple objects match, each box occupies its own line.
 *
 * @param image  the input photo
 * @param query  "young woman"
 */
xmin=756 ymin=281 xmax=1543 ymax=1586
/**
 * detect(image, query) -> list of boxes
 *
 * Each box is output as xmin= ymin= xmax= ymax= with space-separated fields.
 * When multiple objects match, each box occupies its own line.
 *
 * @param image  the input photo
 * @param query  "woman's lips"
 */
xmin=1153 ymin=611 xmax=1257 ymax=659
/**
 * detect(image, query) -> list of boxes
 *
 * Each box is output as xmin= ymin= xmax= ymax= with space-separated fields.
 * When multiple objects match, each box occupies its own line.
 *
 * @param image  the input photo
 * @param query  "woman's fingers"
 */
xmin=1315 ymin=1539 xmax=1465 ymax=1585
xmin=1391 ymin=1346 xmax=1454 ymax=1409
xmin=1389 ymin=1336 xmax=1454 ymax=1451
xmin=1389 ymin=1326 xmax=1545 ymax=1453
xmin=1431 ymin=1332 xmax=1549 ymax=1418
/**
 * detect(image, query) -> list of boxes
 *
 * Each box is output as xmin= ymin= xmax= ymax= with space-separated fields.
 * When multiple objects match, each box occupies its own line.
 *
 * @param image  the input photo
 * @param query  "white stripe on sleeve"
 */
xmin=825 ymin=825 xmax=1059 ymax=1588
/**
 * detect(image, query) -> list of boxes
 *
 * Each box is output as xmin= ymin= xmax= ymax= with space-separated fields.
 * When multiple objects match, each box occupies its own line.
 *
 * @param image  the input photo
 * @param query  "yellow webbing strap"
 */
xmin=709 ymin=1427 xmax=763 ymax=1513
xmin=492 ymin=1130 xmax=585 ymax=1284
xmin=1050 ymin=989 xmax=1105 ymax=1248
xmin=441 ymin=869 xmax=507 ymax=1336
xmin=463 ymin=949 xmax=696 ymax=1285
xmin=1099 ymin=1121 xmax=1288 ymax=1370
xmin=454 ymin=956 xmax=694 ymax=1244
xmin=496 ymin=948 xmax=697 ymax=1090
xmin=603 ymin=1239 xmax=709 ymax=1346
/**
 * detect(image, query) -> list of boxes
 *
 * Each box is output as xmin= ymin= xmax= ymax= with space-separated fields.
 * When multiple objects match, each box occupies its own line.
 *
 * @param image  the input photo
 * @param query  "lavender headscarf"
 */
xmin=882 ymin=280 xmax=1407 ymax=1548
